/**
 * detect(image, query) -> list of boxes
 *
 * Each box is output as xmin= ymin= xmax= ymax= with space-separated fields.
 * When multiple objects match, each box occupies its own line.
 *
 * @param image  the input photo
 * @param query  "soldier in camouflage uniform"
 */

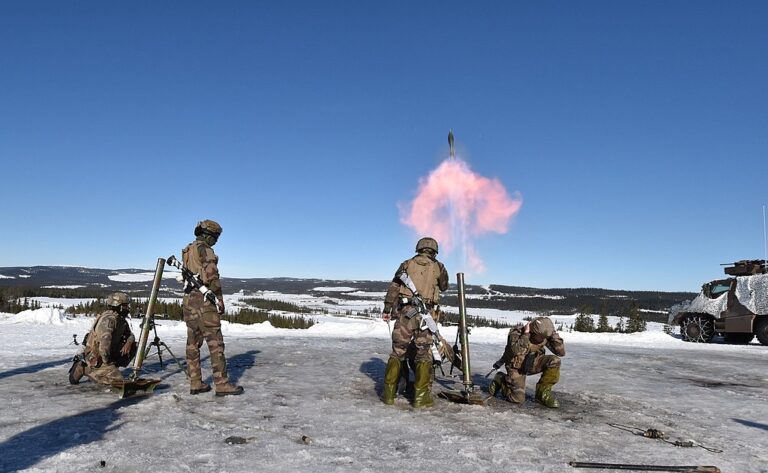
xmin=381 ymin=237 xmax=449 ymax=408
xmin=182 ymin=219 xmax=243 ymax=396
xmin=488 ymin=316 xmax=565 ymax=408
xmin=68 ymin=292 xmax=137 ymax=386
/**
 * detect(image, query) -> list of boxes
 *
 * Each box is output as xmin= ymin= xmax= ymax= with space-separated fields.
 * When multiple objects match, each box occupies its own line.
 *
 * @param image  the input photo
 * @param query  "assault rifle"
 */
xmin=166 ymin=255 xmax=222 ymax=307
xmin=397 ymin=271 xmax=443 ymax=365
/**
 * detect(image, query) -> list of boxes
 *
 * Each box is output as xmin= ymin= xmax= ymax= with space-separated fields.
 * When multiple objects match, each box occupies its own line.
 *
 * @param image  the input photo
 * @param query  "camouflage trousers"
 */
xmin=184 ymin=304 xmax=230 ymax=386
xmin=390 ymin=307 xmax=433 ymax=363
xmin=503 ymin=353 xmax=561 ymax=404
xmin=84 ymin=364 xmax=124 ymax=386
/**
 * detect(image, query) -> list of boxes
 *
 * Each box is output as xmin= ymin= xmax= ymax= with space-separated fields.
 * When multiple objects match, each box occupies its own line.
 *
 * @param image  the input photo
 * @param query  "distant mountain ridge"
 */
xmin=0 ymin=266 xmax=695 ymax=321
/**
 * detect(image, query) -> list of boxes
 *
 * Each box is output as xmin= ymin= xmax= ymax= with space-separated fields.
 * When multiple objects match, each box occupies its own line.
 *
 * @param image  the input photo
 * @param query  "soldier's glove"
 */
xmin=216 ymin=300 xmax=225 ymax=315
xmin=382 ymin=311 xmax=391 ymax=322
xmin=492 ymin=360 xmax=503 ymax=370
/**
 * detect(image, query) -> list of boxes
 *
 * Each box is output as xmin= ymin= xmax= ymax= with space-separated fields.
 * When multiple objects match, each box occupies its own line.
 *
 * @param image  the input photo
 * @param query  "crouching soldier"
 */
xmin=69 ymin=292 xmax=137 ymax=386
xmin=488 ymin=316 xmax=565 ymax=408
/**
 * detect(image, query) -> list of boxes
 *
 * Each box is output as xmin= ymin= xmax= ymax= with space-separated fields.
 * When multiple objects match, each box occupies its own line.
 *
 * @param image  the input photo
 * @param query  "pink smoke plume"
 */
xmin=400 ymin=158 xmax=523 ymax=273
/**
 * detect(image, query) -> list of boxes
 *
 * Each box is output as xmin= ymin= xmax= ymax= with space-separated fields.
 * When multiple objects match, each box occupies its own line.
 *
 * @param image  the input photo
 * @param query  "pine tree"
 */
xmin=597 ymin=302 xmax=612 ymax=332
xmin=625 ymin=301 xmax=647 ymax=333
xmin=574 ymin=305 xmax=595 ymax=332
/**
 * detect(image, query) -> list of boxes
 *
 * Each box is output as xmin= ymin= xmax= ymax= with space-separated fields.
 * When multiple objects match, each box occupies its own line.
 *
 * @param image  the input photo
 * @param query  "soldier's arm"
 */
xmin=383 ymin=262 xmax=407 ymax=312
xmin=437 ymin=262 xmax=449 ymax=291
xmin=198 ymin=245 xmax=223 ymax=298
xmin=97 ymin=316 xmax=117 ymax=362
xmin=500 ymin=329 xmax=529 ymax=364
xmin=546 ymin=333 xmax=566 ymax=357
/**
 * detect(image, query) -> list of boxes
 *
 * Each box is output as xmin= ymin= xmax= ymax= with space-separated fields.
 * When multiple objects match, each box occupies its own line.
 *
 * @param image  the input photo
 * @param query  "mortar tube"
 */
xmin=131 ymin=257 xmax=165 ymax=380
xmin=457 ymin=272 xmax=473 ymax=393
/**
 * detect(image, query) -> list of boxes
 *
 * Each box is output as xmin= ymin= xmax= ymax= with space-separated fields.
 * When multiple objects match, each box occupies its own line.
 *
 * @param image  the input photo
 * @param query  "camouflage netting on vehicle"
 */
xmin=668 ymin=273 xmax=768 ymax=324
xmin=735 ymin=273 xmax=768 ymax=315
xmin=669 ymin=293 xmax=728 ymax=323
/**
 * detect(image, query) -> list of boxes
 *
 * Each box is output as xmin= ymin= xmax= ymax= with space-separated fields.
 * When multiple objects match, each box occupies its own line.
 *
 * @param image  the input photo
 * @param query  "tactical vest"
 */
xmin=85 ymin=310 xmax=126 ymax=365
xmin=398 ymin=254 xmax=441 ymax=304
xmin=182 ymin=240 xmax=216 ymax=276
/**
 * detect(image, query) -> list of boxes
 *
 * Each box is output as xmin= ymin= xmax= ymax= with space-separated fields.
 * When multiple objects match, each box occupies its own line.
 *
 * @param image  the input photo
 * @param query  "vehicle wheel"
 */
xmin=723 ymin=332 xmax=754 ymax=344
xmin=755 ymin=318 xmax=768 ymax=346
xmin=680 ymin=315 xmax=714 ymax=343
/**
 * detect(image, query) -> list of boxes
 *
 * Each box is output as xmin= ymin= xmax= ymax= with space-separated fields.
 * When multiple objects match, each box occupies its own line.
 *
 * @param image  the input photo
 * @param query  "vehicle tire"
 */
xmin=755 ymin=318 xmax=768 ymax=346
xmin=723 ymin=332 xmax=754 ymax=344
xmin=680 ymin=314 xmax=714 ymax=343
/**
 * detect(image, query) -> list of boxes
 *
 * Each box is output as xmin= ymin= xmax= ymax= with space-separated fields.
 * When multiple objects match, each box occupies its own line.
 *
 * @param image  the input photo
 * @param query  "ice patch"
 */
xmin=0 ymin=274 xmax=15 ymax=279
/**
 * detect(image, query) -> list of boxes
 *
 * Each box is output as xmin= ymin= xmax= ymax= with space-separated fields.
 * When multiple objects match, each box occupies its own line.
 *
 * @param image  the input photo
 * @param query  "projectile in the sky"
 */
xmin=448 ymin=130 xmax=455 ymax=159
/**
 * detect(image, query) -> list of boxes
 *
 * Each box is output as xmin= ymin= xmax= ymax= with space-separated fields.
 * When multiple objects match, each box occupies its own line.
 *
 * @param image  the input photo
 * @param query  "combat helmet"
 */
xmin=194 ymin=219 xmax=223 ymax=237
xmin=530 ymin=317 xmax=555 ymax=339
xmin=416 ymin=237 xmax=439 ymax=254
xmin=105 ymin=292 xmax=131 ymax=308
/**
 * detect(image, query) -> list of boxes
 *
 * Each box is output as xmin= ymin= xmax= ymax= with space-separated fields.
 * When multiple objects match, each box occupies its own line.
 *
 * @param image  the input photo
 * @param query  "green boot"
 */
xmin=535 ymin=366 xmax=560 ymax=408
xmin=381 ymin=357 xmax=402 ymax=405
xmin=412 ymin=361 xmax=435 ymax=408
xmin=488 ymin=372 xmax=504 ymax=397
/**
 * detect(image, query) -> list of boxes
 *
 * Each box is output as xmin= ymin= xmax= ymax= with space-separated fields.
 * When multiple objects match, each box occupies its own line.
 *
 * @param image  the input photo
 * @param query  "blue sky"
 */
xmin=1 ymin=1 xmax=766 ymax=291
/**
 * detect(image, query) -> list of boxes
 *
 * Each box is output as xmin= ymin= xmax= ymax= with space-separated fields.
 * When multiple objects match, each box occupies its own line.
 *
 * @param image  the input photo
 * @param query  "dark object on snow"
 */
xmin=225 ymin=436 xmax=248 ymax=445
xmin=99 ymin=460 xmax=106 ymax=467
xmin=669 ymin=259 xmax=768 ymax=346
xmin=569 ymin=461 xmax=720 ymax=472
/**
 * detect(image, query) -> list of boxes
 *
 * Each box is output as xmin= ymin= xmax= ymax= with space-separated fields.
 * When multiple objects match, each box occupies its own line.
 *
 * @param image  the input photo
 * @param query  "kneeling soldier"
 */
xmin=488 ymin=316 xmax=565 ymax=408
xmin=69 ymin=292 xmax=137 ymax=386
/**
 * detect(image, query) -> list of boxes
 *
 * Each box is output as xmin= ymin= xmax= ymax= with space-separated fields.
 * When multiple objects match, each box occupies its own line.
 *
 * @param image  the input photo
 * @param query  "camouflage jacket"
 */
xmin=383 ymin=253 xmax=449 ymax=313
xmin=182 ymin=238 xmax=223 ymax=308
xmin=85 ymin=309 xmax=134 ymax=366
xmin=500 ymin=323 xmax=565 ymax=370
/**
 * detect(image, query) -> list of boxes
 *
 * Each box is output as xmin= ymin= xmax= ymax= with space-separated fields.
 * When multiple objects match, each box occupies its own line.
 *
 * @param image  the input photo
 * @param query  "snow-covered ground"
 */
xmin=1 ymin=307 xmax=767 ymax=472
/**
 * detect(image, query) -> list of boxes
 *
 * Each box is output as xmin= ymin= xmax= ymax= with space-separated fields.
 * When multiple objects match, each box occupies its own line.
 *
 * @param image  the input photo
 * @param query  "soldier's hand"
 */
xmin=492 ymin=360 xmax=503 ymax=370
xmin=120 ymin=340 xmax=133 ymax=356
xmin=216 ymin=300 xmax=225 ymax=315
xmin=382 ymin=311 xmax=391 ymax=322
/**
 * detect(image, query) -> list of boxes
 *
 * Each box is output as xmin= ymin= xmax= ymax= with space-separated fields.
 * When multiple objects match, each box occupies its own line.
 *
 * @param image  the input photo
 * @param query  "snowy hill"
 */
xmin=0 ymin=265 xmax=695 ymax=319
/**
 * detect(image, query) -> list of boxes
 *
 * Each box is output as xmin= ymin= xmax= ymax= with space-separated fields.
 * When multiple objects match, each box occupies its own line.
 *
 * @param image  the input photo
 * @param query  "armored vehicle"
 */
xmin=669 ymin=260 xmax=768 ymax=345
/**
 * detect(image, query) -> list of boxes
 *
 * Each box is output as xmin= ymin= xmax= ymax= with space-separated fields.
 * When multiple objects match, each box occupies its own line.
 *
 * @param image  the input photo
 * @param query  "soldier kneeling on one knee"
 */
xmin=488 ymin=316 xmax=565 ymax=408
xmin=69 ymin=292 xmax=137 ymax=386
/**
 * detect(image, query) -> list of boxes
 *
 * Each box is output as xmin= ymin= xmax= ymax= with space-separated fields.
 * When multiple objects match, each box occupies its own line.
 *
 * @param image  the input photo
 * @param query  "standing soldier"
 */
xmin=488 ymin=316 xmax=565 ymax=408
xmin=182 ymin=219 xmax=243 ymax=396
xmin=68 ymin=292 xmax=137 ymax=386
xmin=381 ymin=237 xmax=449 ymax=408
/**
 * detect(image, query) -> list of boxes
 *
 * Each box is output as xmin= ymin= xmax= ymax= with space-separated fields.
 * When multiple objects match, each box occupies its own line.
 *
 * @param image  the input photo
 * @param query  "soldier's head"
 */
xmin=415 ymin=237 xmax=439 ymax=258
xmin=194 ymin=219 xmax=223 ymax=246
xmin=106 ymin=292 xmax=131 ymax=316
xmin=529 ymin=316 xmax=555 ymax=343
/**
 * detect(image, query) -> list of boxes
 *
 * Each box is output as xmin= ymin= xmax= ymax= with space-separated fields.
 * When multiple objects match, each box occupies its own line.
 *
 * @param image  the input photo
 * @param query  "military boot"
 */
xmin=215 ymin=383 xmax=244 ymax=397
xmin=487 ymin=372 xmax=504 ymax=397
xmin=381 ymin=357 xmax=402 ymax=405
xmin=68 ymin=357 xmax=85 ymax=385
xmin=190 ymin=378 xmax=212 ymax=395
xmin=412 ymin=361 xmax=434 ymax=408
xmin=535 ymin=366 xmax=560 ymax=408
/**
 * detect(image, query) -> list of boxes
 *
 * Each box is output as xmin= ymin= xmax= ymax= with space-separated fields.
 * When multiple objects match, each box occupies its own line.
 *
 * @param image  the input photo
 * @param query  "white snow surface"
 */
xmin=1 ymin=306 xmax=767 ymax=472
xmin=0 ymin=274 xmax=15 ymax=279
xmin=108 ymin=272 xmax=180 ymax=282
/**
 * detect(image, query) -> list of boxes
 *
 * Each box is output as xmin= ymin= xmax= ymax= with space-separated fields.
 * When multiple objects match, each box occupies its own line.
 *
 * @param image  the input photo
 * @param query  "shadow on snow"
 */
xmin=0 ymin=357 xmax=72 ymax=381
xmin=0 ymin=396 xmax=145 ymax=471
